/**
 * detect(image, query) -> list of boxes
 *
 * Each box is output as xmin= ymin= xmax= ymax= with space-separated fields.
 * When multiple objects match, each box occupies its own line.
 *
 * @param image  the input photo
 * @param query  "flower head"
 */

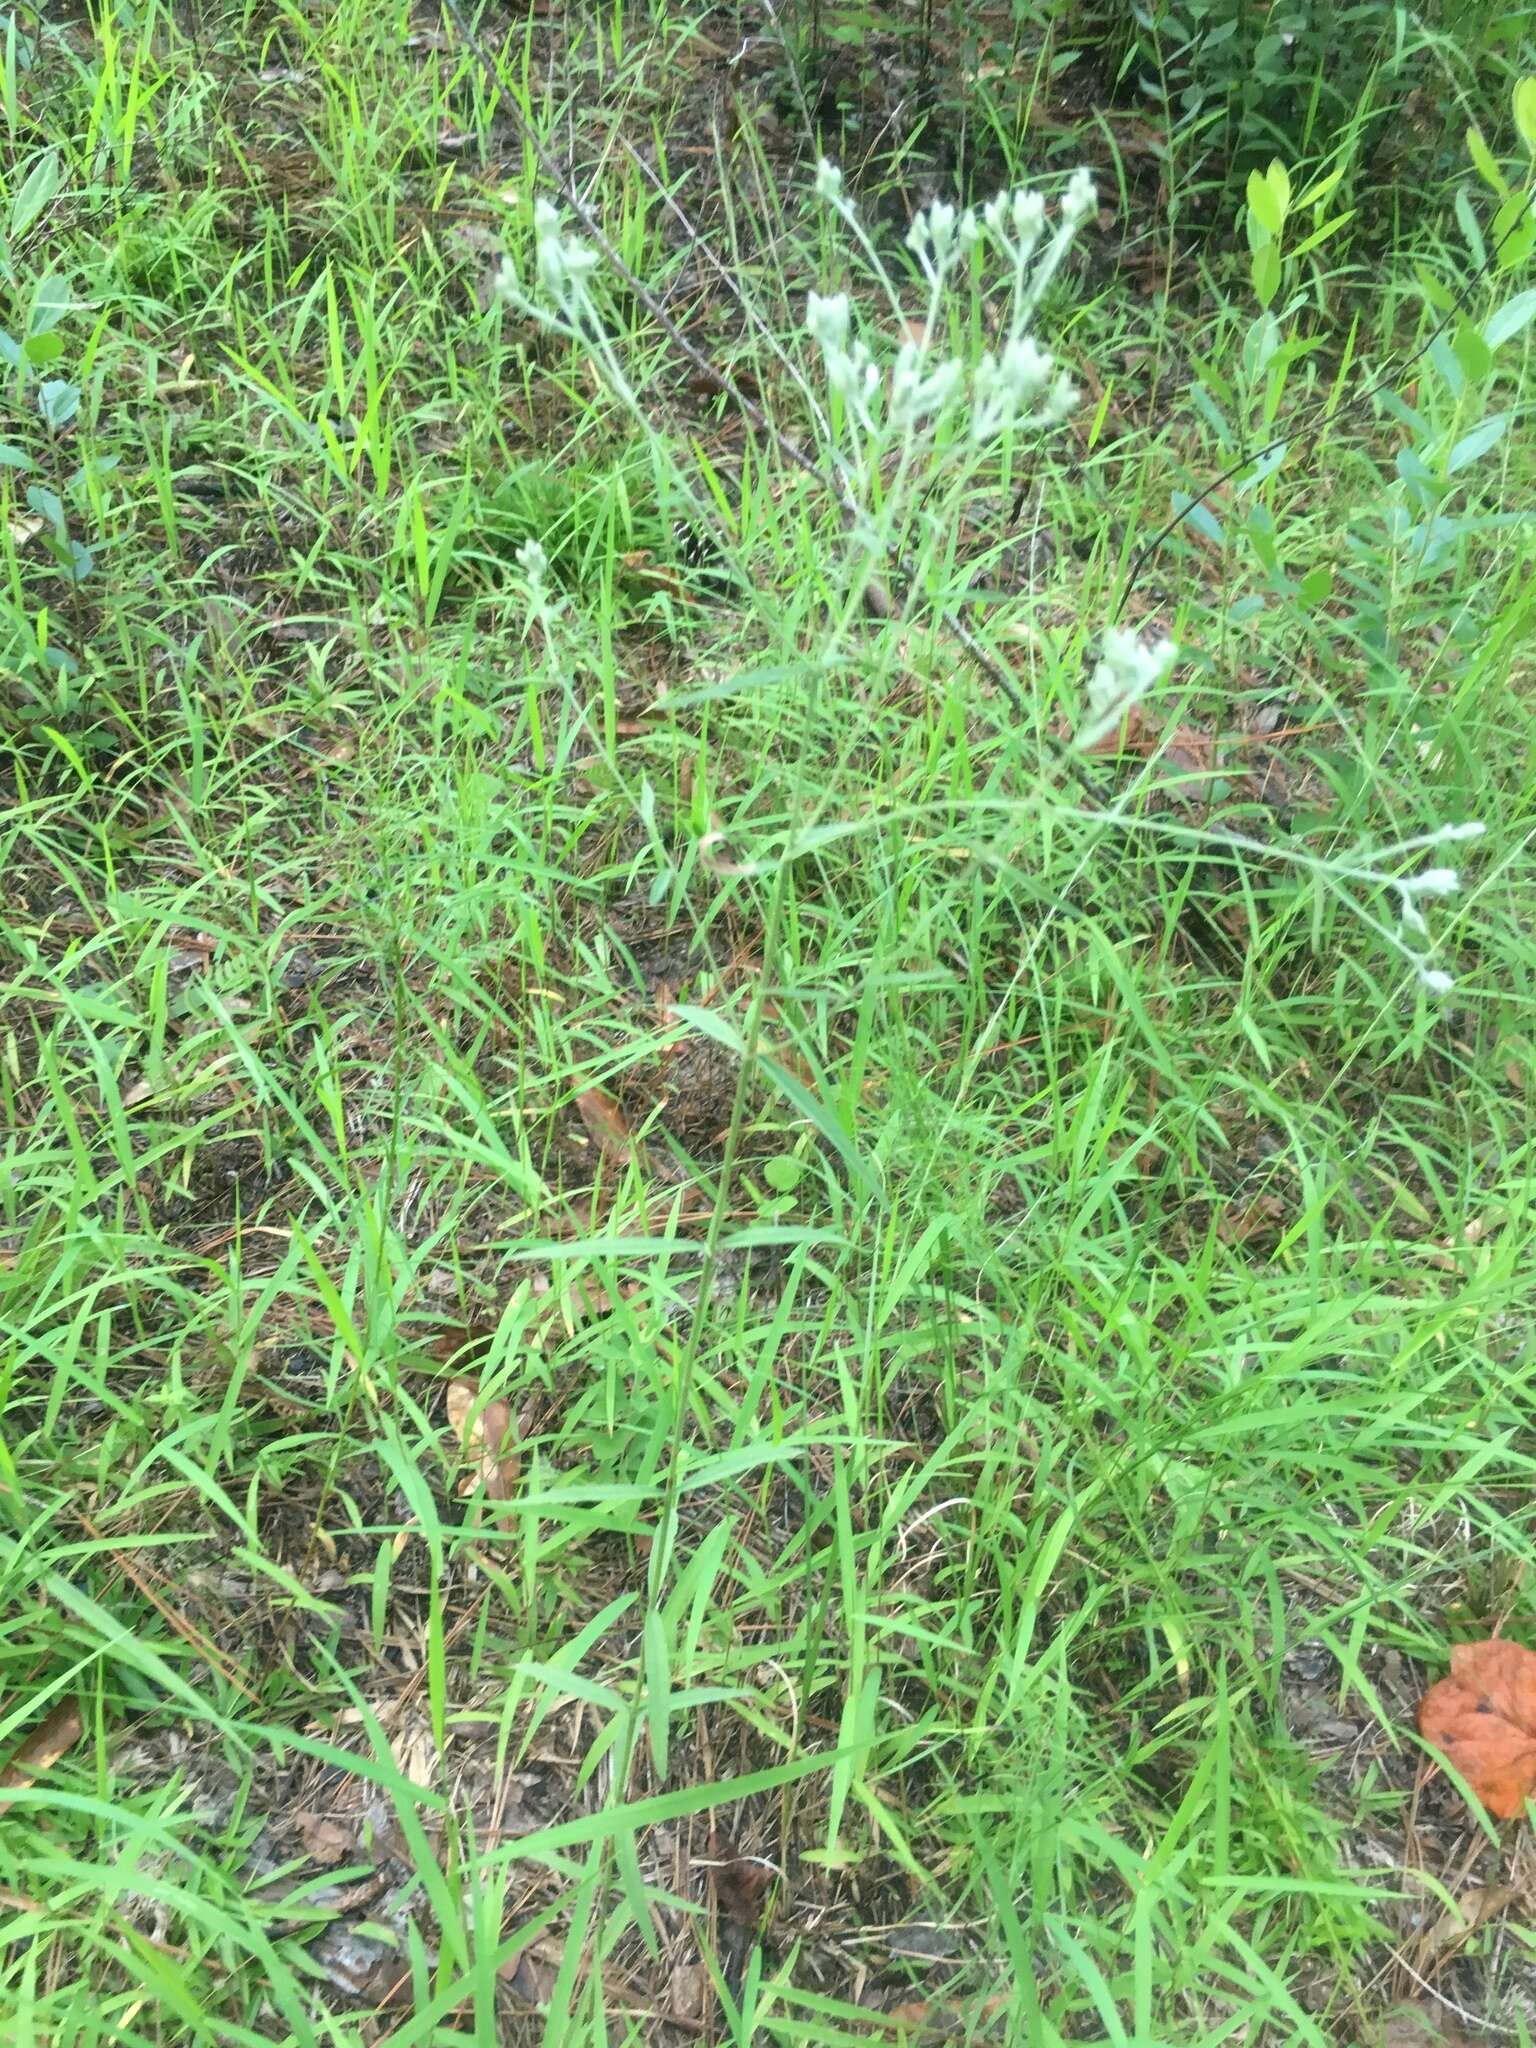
xmin=1076 ymin=627 xmax=1177 ymax=749
xmin=806 ymin=291 xmax=851 ymax=355
xmin=533 ymin=200 xmax=599 ymax=306
xmin=1062 ymin=167 xmax=1098 ymax=228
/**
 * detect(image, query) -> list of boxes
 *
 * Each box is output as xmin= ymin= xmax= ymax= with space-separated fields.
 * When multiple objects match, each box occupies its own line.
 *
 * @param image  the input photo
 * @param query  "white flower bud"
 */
xmin=1062 ymin=167 xmax=1098 ymax=227
xmin=999 ymin=335 xmax=1052 ymax=402
xmin=1042 ymin=371 xmax=1080 ymax=422
xmin=1012 ymin=188 xmax=1045 ymax=239
xmin=890 ymin=344 xmax=962 ymax=424
xmin=1419 ymin=967 xmax=1455 ymax=996
xmin=1401 ymin=868 xmax=1460 ymax=898
xmin=806 ymin=291 xmax=851 ymax=355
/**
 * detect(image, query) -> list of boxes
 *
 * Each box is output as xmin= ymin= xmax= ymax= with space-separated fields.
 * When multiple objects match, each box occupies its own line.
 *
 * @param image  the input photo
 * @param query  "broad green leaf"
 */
xmin=1492 ymin=191 xmax=1536 ymax=269
xmin=1298 ymin=565 xmax=1333 ymax=606
xmin=1485 ymin=288 xmax=1536 ymax=347
xmin=1266 ymin=160 xmax=1291 ymax=218
xmin=9 ymin=148 xmax=60 ymax=241
xmin=1467 ymin=124 xmax=1509 ymax=195
xmin=1247 ymin=168 xmax=1283 ymax=236
xmin=1452 ymin=319 xmax=1492 ymax=384
xmin=1252 ymin=241 xmax=1282 ymax=308
xmin=1414 ymin=261 xmax=1455 ymax=313
xmin=1447 ymin=412 xmax=1508 ymax=472
xmin=1515 ymin=76 xmax=1536 ymax=153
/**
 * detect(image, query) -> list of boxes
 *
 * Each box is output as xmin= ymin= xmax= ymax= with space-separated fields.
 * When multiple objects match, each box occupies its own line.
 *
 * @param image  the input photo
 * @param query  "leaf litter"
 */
xmin=444 ymin=1376 xmax=521 ymax=1505
xmin=0 ymin=1698 xmax=83 ymax=1812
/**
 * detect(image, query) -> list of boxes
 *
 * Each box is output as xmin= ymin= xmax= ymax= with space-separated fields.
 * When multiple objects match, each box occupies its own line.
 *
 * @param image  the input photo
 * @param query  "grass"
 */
xmin=2 ymin=0 xmax=1535 ymax=2042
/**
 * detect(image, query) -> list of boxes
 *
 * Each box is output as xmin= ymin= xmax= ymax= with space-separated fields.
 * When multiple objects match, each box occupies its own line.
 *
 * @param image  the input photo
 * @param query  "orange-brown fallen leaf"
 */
xmin=0 ymin=1699 xmax=83 ymax=1812
xmin=1418 ymin=1638 xmax=1536 ymax=1819
xmin=445 ymin=1377 xmax=520 ymax=1502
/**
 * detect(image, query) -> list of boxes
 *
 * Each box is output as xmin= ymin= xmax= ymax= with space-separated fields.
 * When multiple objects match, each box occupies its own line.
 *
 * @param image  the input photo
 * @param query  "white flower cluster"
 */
xmin=806 ymin=161 xmax=1097 ymax=453
xmin=531 ymin=197 xmax=598 ymax=313
xmin=514 ymin=535 xmax=563 ymax=633
xmin=1075 ymin=626 xmax=1179 ymax=751
xmin=1388 ymin=821 xmax=1484 ymax=995
xmin=805 ymin=291 xmax=882 ymax=430
xmin=496 ymin=197 xmax=636 ymax=407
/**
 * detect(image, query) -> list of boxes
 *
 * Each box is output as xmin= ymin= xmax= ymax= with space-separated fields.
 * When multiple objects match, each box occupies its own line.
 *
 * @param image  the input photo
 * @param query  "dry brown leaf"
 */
xmin=574 ymin=1085 xmax=639 ymax=1165
xmin=1376 ymin=2003 xmax=1476 ymax=2048
xmin=499 ymin=1931 xmax=564 ymax=2006
xmin=705 ymin=1829 xmax=773 ymax=1923
xmin=666 ymin=1957 xmax=708 ymax=2022
xmin=0 ymin=1699 xmax=83 ymax=1810
xmin=1420 ymin=1883 xmax=1515 ymax=1961
xmin=445 ymin=1376 xmax=520 ymax=1501
xmin=293 ymin=1810 xmax=355 ymax=1867
xmin=1418 ymin=1637 xmax=1536 ymax=1819
xmin=1216 ymin=1194 xmax=1286 ymax=1245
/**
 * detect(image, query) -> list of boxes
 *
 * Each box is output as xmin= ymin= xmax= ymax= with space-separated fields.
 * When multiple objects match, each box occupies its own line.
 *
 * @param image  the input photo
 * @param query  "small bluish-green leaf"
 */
xmin=28 ymin=271 xmax=69 ymax=334
xmin=38 ymin=378 xmax=79 ymax=427
xmin=763 ymin=1153 xmax=803 ymax=1194
xmin=24 ymin=483 xmax=64 ymax=533
xmin=1454 ymin=190 xmax=1487 ymax=270
xmin=1235 ymin=440 xmax=1290 ymax=493
xmin=1171 ymin=489 xmax=1224 ymax=543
